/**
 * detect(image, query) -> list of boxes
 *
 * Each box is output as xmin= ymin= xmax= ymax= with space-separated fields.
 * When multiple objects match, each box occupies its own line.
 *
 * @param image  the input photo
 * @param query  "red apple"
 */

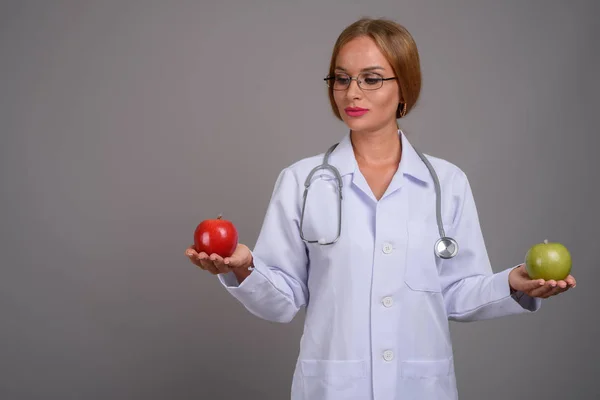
xmin=194 ymin=214 xmax=239 ymax=258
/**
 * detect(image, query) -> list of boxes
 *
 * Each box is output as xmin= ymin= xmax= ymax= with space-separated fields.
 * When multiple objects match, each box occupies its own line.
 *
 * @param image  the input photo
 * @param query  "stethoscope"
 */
xmin=299 ymin=140 xmax=459 ymax=259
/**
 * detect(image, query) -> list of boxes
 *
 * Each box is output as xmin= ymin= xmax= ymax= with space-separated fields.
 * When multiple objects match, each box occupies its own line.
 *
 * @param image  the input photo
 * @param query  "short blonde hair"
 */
xmin=326 ymin=18 xmax=422 ymax=120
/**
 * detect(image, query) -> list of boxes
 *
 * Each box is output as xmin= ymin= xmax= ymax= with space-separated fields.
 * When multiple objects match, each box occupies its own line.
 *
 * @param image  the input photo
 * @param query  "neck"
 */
xmin=350 ymin=124 xmax=402 ymax=167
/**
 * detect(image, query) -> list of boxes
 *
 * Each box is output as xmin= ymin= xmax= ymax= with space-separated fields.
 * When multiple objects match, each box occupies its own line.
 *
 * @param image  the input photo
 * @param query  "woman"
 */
xmin=186 ymin=17 xmax=576 ymax=400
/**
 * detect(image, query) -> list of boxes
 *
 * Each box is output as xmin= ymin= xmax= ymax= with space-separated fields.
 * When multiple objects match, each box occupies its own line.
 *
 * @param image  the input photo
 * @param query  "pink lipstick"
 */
xmin=345 ymin=107 xmax=369 ymax=117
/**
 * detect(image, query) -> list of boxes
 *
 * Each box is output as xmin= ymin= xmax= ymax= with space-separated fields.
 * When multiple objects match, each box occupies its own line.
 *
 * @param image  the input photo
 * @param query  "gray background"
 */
xmin=1 ymin=1 xmax=598 ymax=399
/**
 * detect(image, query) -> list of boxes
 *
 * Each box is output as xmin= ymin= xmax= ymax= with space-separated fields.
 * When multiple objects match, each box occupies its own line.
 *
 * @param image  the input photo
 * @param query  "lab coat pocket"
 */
xmin=400 ymin=357 xmax=457 ymax=399
xmin=300 ymin=359 xmax=367 ymax=400
xmin=404 ymin=220 xmax=444 ymax=292
xmin=400 ymin=356 xmax=454 ymax=378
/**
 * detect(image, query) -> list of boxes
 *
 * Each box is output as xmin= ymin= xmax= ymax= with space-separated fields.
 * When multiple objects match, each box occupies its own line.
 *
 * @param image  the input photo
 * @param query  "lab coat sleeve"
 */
xmin=439 ymin=170 xmax=542 ymax=322
xmin=217 ymin=167 xmax=309 ymax=323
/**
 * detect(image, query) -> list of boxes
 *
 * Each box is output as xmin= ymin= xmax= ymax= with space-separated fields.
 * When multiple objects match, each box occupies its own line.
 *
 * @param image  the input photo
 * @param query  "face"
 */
xmin=332 ymin=36 xmax=401 ymax=134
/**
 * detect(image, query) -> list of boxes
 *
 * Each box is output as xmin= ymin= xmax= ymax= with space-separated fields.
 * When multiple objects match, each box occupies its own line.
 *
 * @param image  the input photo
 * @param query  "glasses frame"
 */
xmin=324 ymin=72 xmax=397 ymax=91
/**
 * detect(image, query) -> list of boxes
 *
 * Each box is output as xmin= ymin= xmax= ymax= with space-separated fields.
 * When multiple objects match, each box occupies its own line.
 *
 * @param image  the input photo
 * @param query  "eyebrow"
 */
xmin=335 ymin=66 xmax=386 ymax=72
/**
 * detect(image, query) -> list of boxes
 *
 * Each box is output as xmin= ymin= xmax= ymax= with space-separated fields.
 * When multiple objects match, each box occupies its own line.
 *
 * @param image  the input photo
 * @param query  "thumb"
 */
xmin=224 ymin=244 xmax=252 ymax=269
xmin=511 ymin=265 xmax=544 ymax=292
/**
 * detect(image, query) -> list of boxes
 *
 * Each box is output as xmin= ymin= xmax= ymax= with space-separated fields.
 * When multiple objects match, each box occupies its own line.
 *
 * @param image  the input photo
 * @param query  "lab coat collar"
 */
xmin=327 ymin=129 xmax=430 ymax=184
xmin=398 ymin=129 xmax=431 ymax=184
xmin=326 ymin=132 xmax=357 ymax=177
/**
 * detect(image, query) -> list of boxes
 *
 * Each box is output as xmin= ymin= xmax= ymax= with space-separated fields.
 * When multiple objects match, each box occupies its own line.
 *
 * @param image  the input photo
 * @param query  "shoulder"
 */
xmin=288 ymin=152 xmax=328 ymax=177
xmin=417 ymin=153 xmax=479 ymax=227
xmin=421 ymin=152 xmax=470 ymax=191
xmin=270 ymin=152 xmax=328 ymax=192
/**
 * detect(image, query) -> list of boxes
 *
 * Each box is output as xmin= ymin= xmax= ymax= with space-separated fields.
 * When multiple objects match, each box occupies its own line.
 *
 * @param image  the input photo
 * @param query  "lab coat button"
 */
xmin=382 ymin=243 xmax=393 ymax=254
xmin=383 ymin=350 xmax=394 ymax=361
xmin=382 ymin=297 xmax=393 ymax=307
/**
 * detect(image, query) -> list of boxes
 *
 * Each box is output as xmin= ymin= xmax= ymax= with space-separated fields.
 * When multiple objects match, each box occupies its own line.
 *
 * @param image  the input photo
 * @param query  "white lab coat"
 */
xmin=218 ymin=129 xmax=541 ymax=400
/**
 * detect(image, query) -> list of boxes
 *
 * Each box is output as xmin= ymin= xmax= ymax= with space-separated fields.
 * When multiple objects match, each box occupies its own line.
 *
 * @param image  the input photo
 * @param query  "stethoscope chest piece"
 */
xmin=434 ymin=237 xmax=459 ymax=259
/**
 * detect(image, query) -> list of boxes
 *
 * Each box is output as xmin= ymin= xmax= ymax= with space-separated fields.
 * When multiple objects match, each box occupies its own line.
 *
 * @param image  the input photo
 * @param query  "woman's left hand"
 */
xmin=508 ymin=264 xmax=576 ymax=298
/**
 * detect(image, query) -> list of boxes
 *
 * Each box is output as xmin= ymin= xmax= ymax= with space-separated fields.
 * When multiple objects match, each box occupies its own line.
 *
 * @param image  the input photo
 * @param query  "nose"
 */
xmin=345 ymin=78 xmax=362 ymax=99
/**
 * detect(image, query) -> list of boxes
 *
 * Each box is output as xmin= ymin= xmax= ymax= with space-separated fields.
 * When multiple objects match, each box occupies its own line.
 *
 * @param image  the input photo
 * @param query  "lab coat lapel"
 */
xmin=380 ymin=130 xmax=431 ymax=200
xmin=326 ymin=129 xmax=430 ymax=202
xmin=398 ymin=130 xmax=431 ymax=185
xmin=327 ymin=132 xmax=377 ymax=202
xmin=327 ymin=132 xmax=356 ymax=177
xmin=352 ymin=169 xmax=378 ymax=202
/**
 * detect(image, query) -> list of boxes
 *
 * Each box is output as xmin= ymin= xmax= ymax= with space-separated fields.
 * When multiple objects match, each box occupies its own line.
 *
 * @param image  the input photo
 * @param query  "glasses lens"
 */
xmin=358 ymin=72 xmax=383 ymax=90
xmin=332 ymin=74 xmax=350 ymax=90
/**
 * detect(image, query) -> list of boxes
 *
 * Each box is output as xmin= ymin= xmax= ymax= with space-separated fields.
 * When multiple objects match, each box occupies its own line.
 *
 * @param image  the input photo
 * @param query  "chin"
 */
xmin=342 ymin=118 xmax=386 ymax=134
xmin=340 ymin=116 xmax=367 ymax=130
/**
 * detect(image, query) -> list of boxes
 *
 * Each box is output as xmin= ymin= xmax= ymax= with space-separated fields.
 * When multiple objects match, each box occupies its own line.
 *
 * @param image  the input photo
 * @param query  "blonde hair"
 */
xmin=326 ymin=17 xmax=422 ymax=120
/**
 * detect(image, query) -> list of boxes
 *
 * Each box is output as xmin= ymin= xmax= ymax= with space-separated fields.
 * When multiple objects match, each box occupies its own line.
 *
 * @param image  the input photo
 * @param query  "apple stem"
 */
xmin=544 ymin=239 xmax=548 ymax=244
xmin=217 ymin=214 xmax=222 ymax=220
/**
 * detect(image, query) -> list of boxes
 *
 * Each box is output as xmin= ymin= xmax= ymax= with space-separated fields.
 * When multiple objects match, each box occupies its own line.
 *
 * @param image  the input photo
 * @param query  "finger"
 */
xmin=186 ymin=247 xmax=206 ymax=269
xmin=224 ymin=253 xmax=242 ymax=268
xmin=224 ymin=253 xmax=243 ymax=269
xmin=186 ymin=245 xmax=198 ymax=258
xmin=552 ymin=287 xmax=570 ymax=297
xmin=516 ymin=264 xmax=529 ymax=276
xmin=521 ymin=279 xmax=546 ymax=293
xmin=544 ymin=285 xmax=566 ymax=298
xmin=530 ymin=280 xmax=560 ymax=298
xmin=209 ymin=253 xmax=231 ymax=274
xmin=198 ymin=259 xmax=214 ymax=271
xmin=225 ymin=244 xmax=251 ymax=269
xmin=551 ymin=279 xmax=572 ymax=295
xmin=528 ymin=287 xmax=549 ymax=298
xmin=557 ymin=280 xmax=568 ymax=290
xmin=529 ymin=282 xmax=554 ymax=298
xmin=197 ymin=252 xmax=215 ymax=271
xmin=565 ymin=275 xmax=576 ymax=288
xmin=186 ymin=250 xmax=199 ymax=264
xmin=204 ymin=263 xmax=220 ymax=274
xmin=197 ymin=255 xmax=219 ymax=274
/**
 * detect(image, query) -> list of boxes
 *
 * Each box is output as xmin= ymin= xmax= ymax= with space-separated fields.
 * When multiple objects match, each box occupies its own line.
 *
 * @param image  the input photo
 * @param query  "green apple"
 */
xmin=525 ymin=239 xmax=572 ymax=281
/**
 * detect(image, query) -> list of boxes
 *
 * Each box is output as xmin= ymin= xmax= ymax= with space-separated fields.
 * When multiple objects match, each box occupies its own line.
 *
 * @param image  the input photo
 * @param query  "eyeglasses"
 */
xmin=324 ymin=72 xmax=397 ymax=91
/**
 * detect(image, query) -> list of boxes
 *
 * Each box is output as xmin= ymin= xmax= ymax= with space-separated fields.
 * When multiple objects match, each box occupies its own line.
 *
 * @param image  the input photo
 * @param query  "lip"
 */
xmin=344 ymin=107 xmax=369 ymax=117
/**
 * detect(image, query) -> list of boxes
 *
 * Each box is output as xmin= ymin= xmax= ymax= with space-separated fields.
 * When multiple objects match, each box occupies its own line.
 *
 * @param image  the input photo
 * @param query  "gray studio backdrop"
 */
xmin=2 ymin=1 xmax=598 ymax=399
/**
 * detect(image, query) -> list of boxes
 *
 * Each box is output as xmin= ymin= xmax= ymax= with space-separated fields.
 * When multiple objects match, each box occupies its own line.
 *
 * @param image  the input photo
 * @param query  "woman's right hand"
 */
xmin=185 ymin=243 xmax=253 ymax=276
